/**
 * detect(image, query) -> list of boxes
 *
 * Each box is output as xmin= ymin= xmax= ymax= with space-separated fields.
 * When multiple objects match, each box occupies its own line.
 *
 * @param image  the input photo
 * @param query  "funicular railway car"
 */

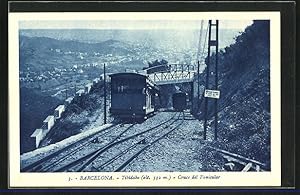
xmin=172 ymin=92 xmax=188 ymax=111
xmin=109 ymin=73 xmax=159 ymax=120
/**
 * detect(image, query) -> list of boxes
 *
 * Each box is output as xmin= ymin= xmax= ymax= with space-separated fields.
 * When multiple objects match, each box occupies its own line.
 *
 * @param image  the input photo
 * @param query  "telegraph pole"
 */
xmin=203 ymin=20 xmax=219 ymax=141
xmin=196 ymin=20 xmax=204 ymax=64
xmin=203 ymin=20 xmax=212 ymax=140
xmin=103 ymin=63 xmax=107 ymax=124
xmin=65 ymin=89 xmax=68 ymax=99
xmin=197 ymin=60 xmax=200 ymax=111
xmin=196 ymin=20 xmax=204 ymax=114
xmin=214 ymin=20 xmax=219 ymax=141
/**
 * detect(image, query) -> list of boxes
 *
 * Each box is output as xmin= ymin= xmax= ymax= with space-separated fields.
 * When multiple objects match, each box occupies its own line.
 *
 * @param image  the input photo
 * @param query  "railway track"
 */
xmin=207 ymin=146 xmax=268 ymax=171
xmin=49 ymin=112 xmax=181 ymax=172
xmin=21 ymin=122 xmax=128 ymax=172
xmin=53 ymin=123 xmax=138 ymax=172
xmin=22 ymin=112 xmax=181 ymax=172
xmin=98 ymin=112 xmax=185 ymax=172
xmin=79 ymin=112 xmax=184 ymax=172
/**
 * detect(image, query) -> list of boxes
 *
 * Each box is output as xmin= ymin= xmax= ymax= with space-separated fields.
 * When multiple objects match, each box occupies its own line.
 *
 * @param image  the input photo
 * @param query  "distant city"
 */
xmin=19 ymin=28 xmax=242 ymax=98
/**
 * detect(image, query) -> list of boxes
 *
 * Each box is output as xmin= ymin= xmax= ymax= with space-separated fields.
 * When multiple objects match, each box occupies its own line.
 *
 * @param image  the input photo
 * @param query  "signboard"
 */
xmin=204 ymin=89 xmax=220 ymax=99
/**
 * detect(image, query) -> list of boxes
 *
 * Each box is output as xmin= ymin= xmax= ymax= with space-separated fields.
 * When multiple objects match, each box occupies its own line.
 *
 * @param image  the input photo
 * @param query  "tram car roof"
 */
xmin=109 ymin=72 xmax=160 ymax=91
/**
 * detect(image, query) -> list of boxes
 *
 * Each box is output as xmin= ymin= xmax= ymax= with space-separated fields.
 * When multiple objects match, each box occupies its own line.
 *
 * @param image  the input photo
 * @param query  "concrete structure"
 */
xmin=54 ymin=105 xmax=65 ymax=119
xmin=76 ymin=89 xmax=85 ymax=97
xmin=65 ymin=97 xmax=74 ymax=105
xmin=93 ymin=78 xmax=100 ymax=84
xmin=137 ymin=69 xmax=147 ymax=74
xmin=100 ymin=73 xmax=104 ymax=80
xmin=125 ymin=69 xmax=137 ymax=73
xmin=100 ymin=73 xmax=112 ymax=82
xmin=31 ymin=129 xmax=44 ymax=148
xmin=85 ymin=83 xmax=93 ymax=94
xmin=43 ymin=115 xmax=55 ymax=131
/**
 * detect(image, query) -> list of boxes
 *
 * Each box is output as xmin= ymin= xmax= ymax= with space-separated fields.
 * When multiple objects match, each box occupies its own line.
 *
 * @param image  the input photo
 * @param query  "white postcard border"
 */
xmin=8 ymin=12 xmax=281 ymax=188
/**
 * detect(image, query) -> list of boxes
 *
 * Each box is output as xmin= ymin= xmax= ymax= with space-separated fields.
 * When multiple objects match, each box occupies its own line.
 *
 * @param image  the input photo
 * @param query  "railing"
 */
xmin=144 ymin=64 xmax=196 ymax=73
xmin=147 ymin=64 xmax=196 ymax=84
xmin=168 ymin=64 xmax=196 ymax=72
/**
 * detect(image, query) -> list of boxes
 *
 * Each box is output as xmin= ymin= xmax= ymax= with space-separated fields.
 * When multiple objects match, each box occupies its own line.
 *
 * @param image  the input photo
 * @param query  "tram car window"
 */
xmin=172 ymin=92 xmax=187 ymax=111
xmin=109 ymin=73 xmax=159 ymax=120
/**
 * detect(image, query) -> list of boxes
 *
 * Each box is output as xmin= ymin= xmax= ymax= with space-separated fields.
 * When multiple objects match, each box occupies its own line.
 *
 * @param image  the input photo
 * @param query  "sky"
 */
xmin=19 ymin=20 xmax=253 ymax=31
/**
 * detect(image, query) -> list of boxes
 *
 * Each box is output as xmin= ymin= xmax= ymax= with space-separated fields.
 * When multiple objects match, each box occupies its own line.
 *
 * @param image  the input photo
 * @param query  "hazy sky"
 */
xmin=20 ymin=20 xmax=253 ymax=31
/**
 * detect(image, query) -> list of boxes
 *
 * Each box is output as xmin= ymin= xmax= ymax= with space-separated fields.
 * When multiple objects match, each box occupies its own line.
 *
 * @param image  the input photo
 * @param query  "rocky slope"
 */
xmin=39 ymin=81 xmax=112 ymax=146
xmin=20 ymin=87 xmax=62 ymax=153
xmin=196 ymin=20 xmax=271 ymax=167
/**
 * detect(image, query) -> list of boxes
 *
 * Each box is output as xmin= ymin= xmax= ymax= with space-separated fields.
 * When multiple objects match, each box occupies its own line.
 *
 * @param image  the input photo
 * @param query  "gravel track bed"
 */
xmin=78 ymin=112 xmax=178 ymax=172
xmin=47 ymin=112 xmax=176 ymax=172
xmin=88 ymin=114 xmax=181 ymax=172
xmin=124 ymin=112 xmax=207 ymax=172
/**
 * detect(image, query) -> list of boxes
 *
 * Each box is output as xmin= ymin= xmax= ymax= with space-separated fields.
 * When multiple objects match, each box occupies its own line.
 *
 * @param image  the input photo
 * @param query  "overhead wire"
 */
xmin=196 ymin=20 xmax=204 ymax=64
xmin=200 ymin=21 xmax=210 ymax=64
xmin=196 ymin=21 xmax=210 ymax=114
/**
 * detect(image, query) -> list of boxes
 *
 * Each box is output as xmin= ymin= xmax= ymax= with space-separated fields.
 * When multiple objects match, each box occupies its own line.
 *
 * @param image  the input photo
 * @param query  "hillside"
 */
xmin=19 ymin=36 xmax=134 ymax=72
xmin=39 ymin=81 xmax=112 ymax=147
xmin=20 ymin=36 xmax=133 ymax=55
xmin=20 ymin=87 xmax=62 ymax=153
xmin=19 ymin=36 xmax=143 ymax=154
xmin=197 ymin=20 xmax=270 ymax=166
xmin=20 ymin=29 xmax=243 ymax=50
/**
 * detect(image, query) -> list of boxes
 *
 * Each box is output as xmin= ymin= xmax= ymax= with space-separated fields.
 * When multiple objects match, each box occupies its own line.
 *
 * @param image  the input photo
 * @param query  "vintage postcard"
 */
xmin=8 ymin=12 xmax=281 ymax=188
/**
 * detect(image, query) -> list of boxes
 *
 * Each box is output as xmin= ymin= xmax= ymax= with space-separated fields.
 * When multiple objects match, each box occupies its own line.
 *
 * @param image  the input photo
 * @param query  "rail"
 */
xmin=207 ymin=146 xmax=268 ymax=171
xmin=21 ymin=123 xmax=118 ymax=172
xmin=53 ymin=113 xmax=179 ymax=172
xmin=112 ymin=112 xmax=185 ymax=172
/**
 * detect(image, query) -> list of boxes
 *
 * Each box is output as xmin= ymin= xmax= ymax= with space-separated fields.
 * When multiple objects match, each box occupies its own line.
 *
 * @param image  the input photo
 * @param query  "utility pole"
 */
xmin=196 ymin=20 xmax=204 ymax=116
xmin=196 ymin=20 xmax=204 ymax=64
xmin=203 ymin=20 xmax=219 ymax=141
xmin=203 ymin=20 xmax=212 ymax=140
xmin=214 ymin=20 xmax=219 ymax=141
xmin=197 ymin=60 xmax=200 ymax=111
xmin=103 ymin=63 xmax=107 ymax=124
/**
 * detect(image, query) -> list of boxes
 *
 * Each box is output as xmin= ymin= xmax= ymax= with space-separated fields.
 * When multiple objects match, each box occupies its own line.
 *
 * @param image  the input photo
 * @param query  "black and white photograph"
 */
xmin=8 ymin=12 xmax=281 ymax=187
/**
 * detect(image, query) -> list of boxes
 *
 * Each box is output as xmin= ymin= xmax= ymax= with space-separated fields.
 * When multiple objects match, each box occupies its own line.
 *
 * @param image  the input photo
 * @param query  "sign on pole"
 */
xmin=204 ymin=89 xmax=220 ymax=99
